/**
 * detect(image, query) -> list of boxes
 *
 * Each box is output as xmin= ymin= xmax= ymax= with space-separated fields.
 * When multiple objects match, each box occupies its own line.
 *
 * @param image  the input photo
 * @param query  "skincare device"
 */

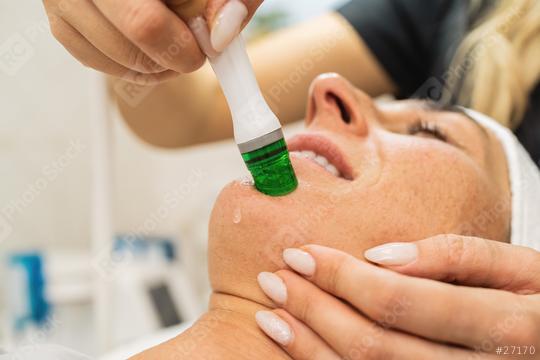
xmin=209 ymin=36 xmax=298 ymax=196
xmin=178 ymin=0 xmax=298 ymax=196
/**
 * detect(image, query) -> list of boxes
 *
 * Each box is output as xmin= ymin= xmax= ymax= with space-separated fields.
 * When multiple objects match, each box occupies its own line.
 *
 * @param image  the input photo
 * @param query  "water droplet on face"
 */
xmin=233 ymin=207 xmax=242 ymax=224
xmin=240 ymin=175 xmax=254 ymax=186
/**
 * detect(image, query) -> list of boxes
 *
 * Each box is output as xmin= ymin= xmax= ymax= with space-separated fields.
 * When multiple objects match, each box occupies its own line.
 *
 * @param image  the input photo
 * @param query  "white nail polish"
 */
xmin=283 ymin=248 xmax=316 ymax=276
xmin=211 ymin=0 xmax=248 ymax=52
xmin=189 ymin=16 xmax=219 ymax=58
xmin=364 ymin=242 xmax=418 ymax=266
xmin=255 ymin=311 xmax=294 ymax=346
xmin=257 ymin=272 xmax=287 ymax=304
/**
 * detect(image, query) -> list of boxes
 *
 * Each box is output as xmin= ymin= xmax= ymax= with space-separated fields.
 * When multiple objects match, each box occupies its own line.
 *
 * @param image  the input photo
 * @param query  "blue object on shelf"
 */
xmin=114 ymin=235 xmax=177 ymax=262
xmin=9 ymin=252 xmax=50 ymax=330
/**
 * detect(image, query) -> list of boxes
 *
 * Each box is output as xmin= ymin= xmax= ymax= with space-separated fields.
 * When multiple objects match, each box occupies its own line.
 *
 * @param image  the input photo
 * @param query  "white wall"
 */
xmin=0 ymin=4 xmax=93 ymax=253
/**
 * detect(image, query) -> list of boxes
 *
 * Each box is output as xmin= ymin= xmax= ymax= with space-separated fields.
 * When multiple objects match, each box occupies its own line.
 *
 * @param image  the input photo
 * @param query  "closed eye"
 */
xmin=407 ymin=121 xmax=448 ymax=142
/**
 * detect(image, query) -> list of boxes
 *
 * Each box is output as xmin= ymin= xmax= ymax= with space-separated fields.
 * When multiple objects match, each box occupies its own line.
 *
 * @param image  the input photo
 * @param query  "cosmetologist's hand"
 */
xmin=255 ymin=236 xmax=540 ymax=359
xmin=42 ymin=0 xmax=262 ymax=83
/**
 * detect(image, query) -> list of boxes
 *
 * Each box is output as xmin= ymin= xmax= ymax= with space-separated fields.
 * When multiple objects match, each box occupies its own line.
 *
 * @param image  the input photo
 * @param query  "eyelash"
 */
xmin=407 ymin=120 xmax=448 ymax=142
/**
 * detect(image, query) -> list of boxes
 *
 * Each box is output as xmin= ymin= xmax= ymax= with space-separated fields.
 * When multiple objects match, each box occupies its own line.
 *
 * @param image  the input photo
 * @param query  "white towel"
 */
xmin=463 ymin=108 xmax=540 ymax=251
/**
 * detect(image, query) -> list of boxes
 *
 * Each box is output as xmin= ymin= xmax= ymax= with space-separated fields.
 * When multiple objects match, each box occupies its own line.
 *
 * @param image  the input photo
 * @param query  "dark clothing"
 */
xmin=338 ymin=0 xmax=539 ymax=166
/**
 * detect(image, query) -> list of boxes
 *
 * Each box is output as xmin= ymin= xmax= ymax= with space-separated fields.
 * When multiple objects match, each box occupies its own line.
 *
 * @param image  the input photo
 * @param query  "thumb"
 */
xmin=206 ymin=0 xmax=263 ymax=52
xmin=364 ymin=234 xmax=540 ymax=294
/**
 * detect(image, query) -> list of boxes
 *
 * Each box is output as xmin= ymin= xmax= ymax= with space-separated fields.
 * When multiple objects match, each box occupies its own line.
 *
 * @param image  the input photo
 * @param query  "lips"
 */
xmin=289 ymin=150 xmax=340 ymax=177
xmin=287 ymin=133 xmax=354 ymax=180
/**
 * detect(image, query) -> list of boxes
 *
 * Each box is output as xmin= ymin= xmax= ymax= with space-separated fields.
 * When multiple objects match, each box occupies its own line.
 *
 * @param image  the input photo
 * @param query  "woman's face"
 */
xmin=208 ymin=74 xmax=510 ymax=304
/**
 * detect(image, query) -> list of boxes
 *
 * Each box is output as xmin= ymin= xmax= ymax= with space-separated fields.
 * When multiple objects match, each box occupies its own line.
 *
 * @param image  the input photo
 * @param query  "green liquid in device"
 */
xmin=241 ymin=139 xmax=298 ymax=196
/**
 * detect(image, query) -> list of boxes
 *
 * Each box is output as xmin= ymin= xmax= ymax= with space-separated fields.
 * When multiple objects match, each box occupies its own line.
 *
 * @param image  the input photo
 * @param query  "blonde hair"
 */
xmin=449 ymin=0 xmax=540 ymax=128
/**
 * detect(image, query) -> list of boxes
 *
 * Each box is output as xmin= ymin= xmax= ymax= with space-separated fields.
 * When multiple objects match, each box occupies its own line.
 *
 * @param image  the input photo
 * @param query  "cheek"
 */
xmin=207 ymin=180 xmax=370 ymax=296
xmin=208 ymin=182 xmax=270 ymax=294
xmin=378 ymin=140 xmax=506 ymax=239
xmin=207 ymin=139 xmax=509 ymax=299
xmin=208 ymin=181 xmax=328 ymax=294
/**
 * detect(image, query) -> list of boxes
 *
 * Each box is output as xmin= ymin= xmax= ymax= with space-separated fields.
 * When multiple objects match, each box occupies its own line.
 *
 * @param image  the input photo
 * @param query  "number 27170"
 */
xmin=502 ymin=346 xmax=536 ymax=355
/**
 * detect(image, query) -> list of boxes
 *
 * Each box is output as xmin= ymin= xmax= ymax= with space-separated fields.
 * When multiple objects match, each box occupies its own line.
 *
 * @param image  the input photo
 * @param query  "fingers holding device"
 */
xmin=42 ymin=0 xmax=263 ymax=83
xmin=44 ymin=0 xmax=297 ymax=196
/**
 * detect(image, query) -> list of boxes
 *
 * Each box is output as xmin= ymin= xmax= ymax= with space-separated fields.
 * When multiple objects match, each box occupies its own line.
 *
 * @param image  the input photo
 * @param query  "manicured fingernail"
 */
xmin=211 ymin=0 xmax=248 ymax=52
xmin=364 ymin=242 xmax=418 ymax=266
xmin=283 ymin=248 xmax=315 ymax=276
xmin=257 ymin=272 xmax=287 ymax=304
xmin=189 ymin=16 xmax=219 ymax=58
xmin=255 ymin=311 xmax=294 ymax=346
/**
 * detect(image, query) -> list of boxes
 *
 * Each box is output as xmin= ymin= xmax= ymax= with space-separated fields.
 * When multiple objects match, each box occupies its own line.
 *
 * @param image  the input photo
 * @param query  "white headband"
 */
xmin=462 ymin=108 xmax=540 ymax=251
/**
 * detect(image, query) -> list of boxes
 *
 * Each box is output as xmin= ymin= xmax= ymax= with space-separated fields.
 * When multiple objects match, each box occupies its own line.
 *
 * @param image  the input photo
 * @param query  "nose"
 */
xmin=306 ymin=73 xmax=373 ymax=137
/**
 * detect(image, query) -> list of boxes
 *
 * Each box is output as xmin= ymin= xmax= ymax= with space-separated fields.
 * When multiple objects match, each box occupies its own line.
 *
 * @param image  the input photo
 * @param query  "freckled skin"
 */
xmin=134 ymin=75 xmax=510 ymax=359
xmin=209 ymin=76 xmax=510 ymax=309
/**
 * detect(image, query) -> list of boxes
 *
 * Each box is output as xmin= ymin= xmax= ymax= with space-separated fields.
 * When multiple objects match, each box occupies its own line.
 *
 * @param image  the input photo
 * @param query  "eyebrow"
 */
xmin=420 ymin=101 xmax=489 ymax=137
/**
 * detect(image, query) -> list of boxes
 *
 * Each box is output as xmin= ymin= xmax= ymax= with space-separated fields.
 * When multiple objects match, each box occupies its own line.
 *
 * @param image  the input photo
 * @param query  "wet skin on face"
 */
xmin=208 ymin=74 xmax=511 ymax=308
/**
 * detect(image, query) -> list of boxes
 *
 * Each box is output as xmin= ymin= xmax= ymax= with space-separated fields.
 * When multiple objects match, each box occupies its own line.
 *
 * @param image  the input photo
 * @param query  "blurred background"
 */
xmin=0 ymin=0 xmax=345 ymax=358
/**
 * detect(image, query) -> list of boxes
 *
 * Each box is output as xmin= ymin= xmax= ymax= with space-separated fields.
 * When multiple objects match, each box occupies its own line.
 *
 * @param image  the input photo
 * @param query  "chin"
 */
xmin=207 ymin=176 xmax=342 ymax=293
xmin=207 ymin=180 xmax=290 ymax=295
xmin=206 ymin=175 xmax=370 ymax=296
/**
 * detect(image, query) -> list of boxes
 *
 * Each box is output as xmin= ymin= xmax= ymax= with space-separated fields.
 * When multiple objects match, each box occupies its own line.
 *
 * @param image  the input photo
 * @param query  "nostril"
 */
xmin=326 ymin=92 xmax=351 ymax=124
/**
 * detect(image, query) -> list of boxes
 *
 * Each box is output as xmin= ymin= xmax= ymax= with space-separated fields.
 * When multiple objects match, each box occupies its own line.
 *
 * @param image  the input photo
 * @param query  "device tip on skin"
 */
xmin=239 ymin=130 xmax=298 ymax=196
